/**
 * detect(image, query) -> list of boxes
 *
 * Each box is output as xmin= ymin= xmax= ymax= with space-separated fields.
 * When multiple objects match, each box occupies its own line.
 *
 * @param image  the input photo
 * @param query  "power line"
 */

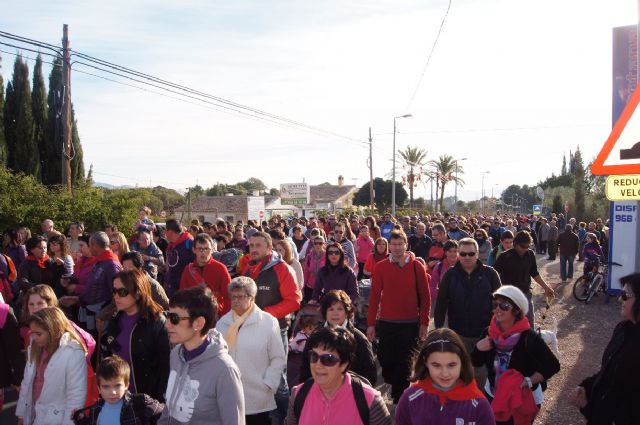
xmin=0 ymin=30 xmax=368 ymax=147
xmin=404 ymin=0 xmax=452 ymax=111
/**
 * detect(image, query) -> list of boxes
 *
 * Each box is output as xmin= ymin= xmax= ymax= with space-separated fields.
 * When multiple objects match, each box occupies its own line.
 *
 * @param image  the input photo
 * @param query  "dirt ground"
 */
xmin=378 ymin=254 xmax=622 ymax=425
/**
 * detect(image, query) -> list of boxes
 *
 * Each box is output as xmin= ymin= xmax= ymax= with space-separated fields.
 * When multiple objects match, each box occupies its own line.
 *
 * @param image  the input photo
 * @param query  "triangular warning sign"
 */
xmin=592 ymin=85 xmax=640 ymax=175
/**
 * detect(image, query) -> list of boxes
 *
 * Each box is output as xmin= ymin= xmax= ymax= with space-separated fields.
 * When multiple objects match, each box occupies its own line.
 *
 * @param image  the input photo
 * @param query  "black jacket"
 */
xmin=100 ymin=311 xmax=170 ymax=402
xmin=579 ymin=321 xmax=640 ymax=425
xmin=471 ymin=327 xmax=560 ymax=393
xmin=16 ymin=258 xmax=56 ymax=292
xmin=299 ymin=321 xmax=377 ymax=386
xmin=435 ymin=261 xmax=501 ymax=338
xmin=0 ymin=305 xmax=25 ymax=387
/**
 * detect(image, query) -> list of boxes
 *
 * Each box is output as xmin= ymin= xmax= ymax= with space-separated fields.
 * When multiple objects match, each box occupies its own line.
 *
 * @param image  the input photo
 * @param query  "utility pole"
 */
xmin=368 ymin=127 xmax=374 ymax=212
xmin=61 ymin=24 xmax=73 ymax=194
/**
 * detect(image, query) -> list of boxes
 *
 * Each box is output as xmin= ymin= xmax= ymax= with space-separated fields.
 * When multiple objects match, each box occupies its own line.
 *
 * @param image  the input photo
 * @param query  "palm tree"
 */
xmin=430 ymin=154 xmax=465 ymax=211
xmin=397 ymin=146 xmax=429 ymax=208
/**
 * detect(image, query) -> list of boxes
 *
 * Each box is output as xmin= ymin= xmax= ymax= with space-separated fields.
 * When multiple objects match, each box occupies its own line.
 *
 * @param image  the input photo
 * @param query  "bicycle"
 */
xmin=572 ymin=261 xmax=622 ymax=304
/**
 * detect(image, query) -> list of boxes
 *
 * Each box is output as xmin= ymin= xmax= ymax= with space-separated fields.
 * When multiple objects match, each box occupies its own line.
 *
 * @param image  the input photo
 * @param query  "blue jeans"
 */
xmin=560 ymin=255 xmax=575 ymax=280
xmin=270 ymin=328 xmax=290 ymax=425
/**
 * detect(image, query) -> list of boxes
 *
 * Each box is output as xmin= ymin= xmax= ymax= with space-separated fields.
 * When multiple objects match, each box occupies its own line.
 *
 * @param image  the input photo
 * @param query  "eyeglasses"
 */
xmin=327 ymin=251 xmax=340 ymax=256
xmin=309 ymin=351 xmax=341 ymax=367
xmin=621 ymin=291 xmax=635 ymax=301
xmin=195 ymin=247 xmax=211 ymax=253
xmin=458 ymin=251 xmax=477 ymax=257
xmin=112 ymin=287 xmax=130 ymax=298
xmin=492 ymin=300 xmax=513 ymax=311
xmin=166 ymin=312 xmax=191 ymax=325
xmin=334 ymin=230 xmax=343 ymax=234
xmin=231 ymin=294 xmax=250 ymax=301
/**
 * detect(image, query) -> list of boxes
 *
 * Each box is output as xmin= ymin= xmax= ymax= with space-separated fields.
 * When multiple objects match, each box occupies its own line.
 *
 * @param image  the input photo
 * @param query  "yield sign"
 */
xmin=592 ymin=85 xmax=640 ymax=175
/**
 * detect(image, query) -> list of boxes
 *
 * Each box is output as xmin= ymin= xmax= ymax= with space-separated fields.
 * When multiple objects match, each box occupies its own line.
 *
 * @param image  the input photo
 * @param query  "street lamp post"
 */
xmin=481 ymin=171 xmax=490 ymax=214
xmin=392 ymin=114 xmax=412 ymax=217
xmin=454 ymin=158 xmax=467 ymax=214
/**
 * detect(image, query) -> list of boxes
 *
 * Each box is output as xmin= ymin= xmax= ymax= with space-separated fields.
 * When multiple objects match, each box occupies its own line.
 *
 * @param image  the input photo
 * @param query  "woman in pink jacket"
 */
xmin=303 ymin=236 xmax=326 ymax=304
xmin=354 ymin=226 xmax=374 ymax=280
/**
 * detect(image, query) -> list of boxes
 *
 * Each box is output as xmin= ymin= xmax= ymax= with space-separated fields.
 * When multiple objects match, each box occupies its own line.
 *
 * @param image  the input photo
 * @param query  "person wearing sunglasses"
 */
xmin=570 ymin=273 xmax=640 ymax=425
xmin=286 ymin=326 xmax=391 ymax=425
xmin=215 ymin=276 xmax=286 ymax=425
xmin=160 ymin=286 xmax=245 ymax=425
xmin=100 ymin=270 xmax=170 ymax=402
xmin=302 ymin=236 xmax=326 ymax=304
xmin=435 ymin=238 xmax=501 ymax=388
xmin=309 ymin=243 xmax=357 ymax=305
xmin=472 ymin=286 xmax=560 ymax=425
xmin=329 ymin=223 xmax=357 ymax=272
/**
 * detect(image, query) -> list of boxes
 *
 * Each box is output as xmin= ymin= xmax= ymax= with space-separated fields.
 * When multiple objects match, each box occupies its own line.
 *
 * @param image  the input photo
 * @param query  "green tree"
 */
xmin=0 ymin=56 xmax=7 ymax=167
xmin=561 ymin=154 xmax=567 ymax=176
xmin=32 ymin=54 xmax=48 ymax=182
xmin=430 ymin=155 xmax=464 ymax=211
xmin=44 ymin=56 xmax=63 ymax=185
xmin=552 ymin=194 xmax=563 ymax=214
xmin=573 ymin=146 xmax=586 ymax=220
xmin=70 ymin=107 xmax=85 ymax=183
xmin=6 ymin=56 xmax=39 ymax=178
xmin=353 ymin=178 xmax=407 ymax=212
xmin=237 ymin=177 xmax=267 ymax=193
xmin=397 ymin=146 xmax=429 ymax=208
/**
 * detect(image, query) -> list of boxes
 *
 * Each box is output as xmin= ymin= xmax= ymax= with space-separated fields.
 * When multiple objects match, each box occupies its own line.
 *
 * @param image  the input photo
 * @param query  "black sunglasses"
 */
xmin=112 ymin=287 xmax=130 ymax=297
xmin=492 ymin=300 xmax=513 ymax=311
xmin=309 ymin=351 xmax=341 ymax=366
xmin=166 ymin=312 xmax=191 ymax=325
xmin=621 ymin=291 xmax=634 ymax=301
xmin=327 ymin=250 xmax=341 ymax=256
xmin=458 ymin=251 xmax=477 ymax=257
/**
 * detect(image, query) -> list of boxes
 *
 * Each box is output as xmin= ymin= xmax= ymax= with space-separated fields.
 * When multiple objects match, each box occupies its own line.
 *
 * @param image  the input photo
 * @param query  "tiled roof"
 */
xmin=310 ymin=184 xmax=357 ymax=203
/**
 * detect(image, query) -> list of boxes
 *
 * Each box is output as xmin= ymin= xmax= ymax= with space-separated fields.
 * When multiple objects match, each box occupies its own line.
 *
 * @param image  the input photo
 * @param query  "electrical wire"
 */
xmin=404 ymin=0 xmax=452 ymax=111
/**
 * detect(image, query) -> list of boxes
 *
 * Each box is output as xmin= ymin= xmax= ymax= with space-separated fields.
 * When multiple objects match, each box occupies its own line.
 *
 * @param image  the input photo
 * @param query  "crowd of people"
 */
xmin=0 ymin=207 xmax=637 ymax=425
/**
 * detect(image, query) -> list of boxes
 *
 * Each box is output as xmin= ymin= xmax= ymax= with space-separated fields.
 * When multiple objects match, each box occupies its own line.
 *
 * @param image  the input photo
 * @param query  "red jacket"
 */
xmin=368 ymin=254 xmax=431 ymax=326
xmin=491 ymin=369 xmax=539 ymax=425
xmin=180 ymin=258 xmax=231 ymax=315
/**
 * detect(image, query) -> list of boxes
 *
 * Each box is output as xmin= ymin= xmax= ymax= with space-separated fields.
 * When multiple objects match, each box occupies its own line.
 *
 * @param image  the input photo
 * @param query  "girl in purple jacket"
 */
xmin=395 ymin=328 xmax=495 ymax=425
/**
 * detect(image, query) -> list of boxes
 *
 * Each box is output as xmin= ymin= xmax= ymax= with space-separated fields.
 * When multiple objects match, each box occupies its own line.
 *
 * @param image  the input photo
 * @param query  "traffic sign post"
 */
xmin=532 ymin=204 xmax=542 ymax=216
xmin=605 ymin=174 xmax=640 ymax=200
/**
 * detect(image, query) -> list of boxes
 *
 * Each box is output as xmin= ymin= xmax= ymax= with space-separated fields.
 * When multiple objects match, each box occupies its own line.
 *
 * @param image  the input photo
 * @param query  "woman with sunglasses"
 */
xmin=570 ymin=273 xmax=640 ymax=425
xmin=330 ymin=223 xmax=357 ymax=272
xmin=309 ymin=243 xmax=357 ymax=304
xmin=109 ymin=231 xmax=130 ymax=263
xmin=100 ymin=270 xmax=170 ymax=402
xmin=472 ymin=286 xmax=559 ymax=425
xmin=298 ymin=290 xmax=377 ymax=386
xmin=159 ymin=286 xmax=245 ymax=425
xmin=216 ymin=276 xmax=286 ymax=425
xmin=302 ymin=235 xmax=326 ymax=304
xmin=286 ymin=326 xmax=391 ymax=425
xmin=362 ymin=238 xmax=389 ymax=279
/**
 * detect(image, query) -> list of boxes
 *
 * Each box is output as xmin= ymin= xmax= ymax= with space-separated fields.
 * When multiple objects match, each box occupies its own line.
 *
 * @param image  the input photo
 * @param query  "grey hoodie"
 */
xmin=158 ymin=329 xmax=245 ymax=425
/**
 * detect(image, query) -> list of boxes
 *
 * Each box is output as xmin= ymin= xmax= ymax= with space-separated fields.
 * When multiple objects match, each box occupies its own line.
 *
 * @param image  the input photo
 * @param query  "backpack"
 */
xmin=293 ymin=372 xmax=369 ymax=424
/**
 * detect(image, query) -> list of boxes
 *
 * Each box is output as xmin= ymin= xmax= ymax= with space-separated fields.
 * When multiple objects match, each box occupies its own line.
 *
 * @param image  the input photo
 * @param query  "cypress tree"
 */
xmin=0 ymin=56 xmax=7 ymax=168
xmin=70 ymin=106 xmax=85 ymax=183
xmin=32 ymin=54 xmax=48 ymax=182
xmin=573 ymin=146 xmax=586 ymax=220
xmin=561 ymin=154 xmax=567 ymax=176
xmin=4 ymin=81 xmax=16 ymax=168
xmin=44 ymin=56 xmax=63 ymax=185
xmin=8 ymin=56 xmax=39 ymax=178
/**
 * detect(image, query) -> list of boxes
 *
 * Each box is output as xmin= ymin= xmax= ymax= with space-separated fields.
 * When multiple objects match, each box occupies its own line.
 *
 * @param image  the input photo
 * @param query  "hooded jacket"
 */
xmin=16 ymin=332 xmax=88 ymax=425
xmin=158 ymin=328 xmax=245 ymax=425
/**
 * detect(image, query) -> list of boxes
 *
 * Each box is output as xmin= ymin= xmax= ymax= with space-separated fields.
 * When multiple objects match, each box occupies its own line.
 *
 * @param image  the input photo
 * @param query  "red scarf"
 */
xmin=373 ymin=252 xmax=389 ymax=263
xmin=26 ymin=254 xmax=50 ymax=269
xmin=95 ymin=250 xmax=120 ymax=263
xmin=77 ymin=256 xmax=98 ymax=271
xmin=488 ymin=315 xmax=531 ymax=344
xmin=413 ymin=377 xmax=485 ymax=406
xmin=187 ymin=258 xmax=216 ymax=286
xmin=168 ymin=232 xmax=193 ymax=251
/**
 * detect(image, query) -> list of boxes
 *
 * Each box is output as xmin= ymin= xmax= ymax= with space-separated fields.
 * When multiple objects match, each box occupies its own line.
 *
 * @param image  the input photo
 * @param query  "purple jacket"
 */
xmin=311 ymin=265 xmax=358 ymax=302
xmin=395 ymin=385 xmax=495 ymax=425
xmin=81 ymin=258 xmax=122 ymax=306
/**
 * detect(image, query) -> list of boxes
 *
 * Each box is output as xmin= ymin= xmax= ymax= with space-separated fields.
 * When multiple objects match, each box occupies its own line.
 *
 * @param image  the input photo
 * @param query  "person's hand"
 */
xmin=55 ymin=257 xmax=64 ymax=265
xmin=307 ymin=299 xmax=318 ymax=305
xmin=59 ymin=296 xmax=79 ymax=307
xmin=569 ymin=386 xmax=587 ymax=409
xmin=475 ymin=336 xmax=493 ymax=352
xmin=419 ymin=324 xmax=429 ymax=340
xmin=427 ymin=260 xmax=438 ymax=269
xmin=366 ymin=326 xmax=376 ymax=342
xmin=544 ymin=286 xmax=555 ymax=299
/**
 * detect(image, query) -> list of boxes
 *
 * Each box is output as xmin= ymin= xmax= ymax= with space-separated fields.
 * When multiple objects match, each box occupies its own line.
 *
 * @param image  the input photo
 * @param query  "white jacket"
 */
xmin=216 ymin=305 xmax=286 ymax=415
xmin=16 ymin=332 xmax=87 ymax=425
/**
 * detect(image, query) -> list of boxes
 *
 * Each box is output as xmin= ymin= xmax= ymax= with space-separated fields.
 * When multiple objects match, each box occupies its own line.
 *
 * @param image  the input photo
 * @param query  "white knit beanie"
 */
xmin=493 ymin=285 xmax=529 ymax=315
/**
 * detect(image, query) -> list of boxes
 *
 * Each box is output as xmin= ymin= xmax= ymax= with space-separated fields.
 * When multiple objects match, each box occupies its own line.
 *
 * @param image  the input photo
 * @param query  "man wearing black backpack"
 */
xmin=434 ymin=237 xmax=501 ymax=387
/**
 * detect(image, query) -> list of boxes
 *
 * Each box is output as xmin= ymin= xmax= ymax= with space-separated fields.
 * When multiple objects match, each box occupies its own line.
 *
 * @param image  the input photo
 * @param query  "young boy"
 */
xmin=73 ymin=355 xmax=163 ymax=425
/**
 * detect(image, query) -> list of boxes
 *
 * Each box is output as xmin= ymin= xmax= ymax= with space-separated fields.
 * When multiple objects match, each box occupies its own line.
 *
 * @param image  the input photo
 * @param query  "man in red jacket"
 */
xmin=367 ymin=230 xmax=431 ymax=404
xmin=242 ymin=231 xmax=301 ymax=424
xmin=179 ymin=233 xmax=231 ymax=316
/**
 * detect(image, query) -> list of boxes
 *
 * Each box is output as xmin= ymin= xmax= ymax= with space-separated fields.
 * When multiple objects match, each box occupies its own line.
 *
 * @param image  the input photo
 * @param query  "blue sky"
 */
xmin=0 ymin=0 xmax=636 ymax=200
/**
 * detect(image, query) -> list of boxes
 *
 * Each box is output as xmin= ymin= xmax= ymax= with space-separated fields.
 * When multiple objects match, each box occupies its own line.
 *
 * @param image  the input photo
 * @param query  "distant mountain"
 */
xmin=94 ymin=181 xmax=135 ymax=189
